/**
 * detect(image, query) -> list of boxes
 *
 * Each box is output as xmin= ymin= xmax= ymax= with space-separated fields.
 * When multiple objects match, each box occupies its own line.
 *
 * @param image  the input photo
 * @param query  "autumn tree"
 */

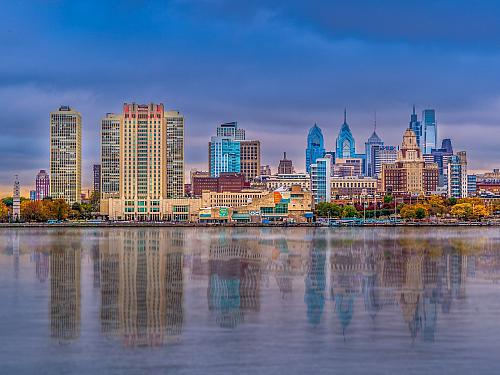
xmin=21 ymin=200 xmax=48 ymax=222
xmin=0 ymin=201 xmax=8 ymax=221
xmin=450 ymin=203 xmax=473 ymax=220
xmin=399 ymin=204 xmax=416 ymax=220
xmin=472 ymin=204 xmax=489 ymax=221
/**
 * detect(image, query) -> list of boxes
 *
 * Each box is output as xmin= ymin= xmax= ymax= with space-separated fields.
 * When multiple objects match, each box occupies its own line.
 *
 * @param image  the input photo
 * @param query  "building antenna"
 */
xmin=374 ymin=110 xmax=377 ymax=134
xmin=413 ymin=104 xmax=415 ymax=115
xmin=344 ymin=108 xmax=347 ymax=123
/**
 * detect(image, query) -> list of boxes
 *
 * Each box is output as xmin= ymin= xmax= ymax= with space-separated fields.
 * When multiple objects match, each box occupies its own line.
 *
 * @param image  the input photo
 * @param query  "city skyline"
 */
xmin=3 ymin=1 xmax=500 ymax=196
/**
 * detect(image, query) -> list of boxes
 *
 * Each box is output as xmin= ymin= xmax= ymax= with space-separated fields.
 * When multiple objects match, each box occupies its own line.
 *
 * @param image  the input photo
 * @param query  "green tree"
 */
xmin=314 ymin=202 xmax=342 ymax=218
xmin=89 ymin=190 xmax=100 ymax=206
xmin=71 ymin=202 xmax=82 ymax=212
xmin=383 ymin=195 xmax=393 ymax=204
xmin=342 ymin=205 xmax=359 ymax=218
xmin=415 ymin=207 xmax=426 ymax=220
xmin=448 ymin=197 xmax=457 ymax=206
xmin=50 ymin=199 xmax=70 ymax=220
xmin=2 ymin=197 xmax=13 ymax=207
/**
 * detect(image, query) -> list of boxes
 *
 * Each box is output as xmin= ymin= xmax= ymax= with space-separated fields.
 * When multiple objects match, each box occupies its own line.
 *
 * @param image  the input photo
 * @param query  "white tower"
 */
xmin=13 ymin=175 xmax=20 ymax=220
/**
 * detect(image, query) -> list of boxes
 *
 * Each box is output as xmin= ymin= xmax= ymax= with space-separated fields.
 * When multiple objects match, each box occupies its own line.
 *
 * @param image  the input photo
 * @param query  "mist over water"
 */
xmin=1 ymin=227 xmax=500 ymax=375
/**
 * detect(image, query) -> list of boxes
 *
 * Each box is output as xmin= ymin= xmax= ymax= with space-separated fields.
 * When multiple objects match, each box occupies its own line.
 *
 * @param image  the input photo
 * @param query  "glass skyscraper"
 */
xmin=365 ymin=131 xmax=383 ymax=177
xmin=210 ymin=136 xmax=241 ymax=177
xmin=335 ymin=110 xmax=356 ymax=159
xmin=422 ymin=109 xmax=437 ymax=154
xmin=310 ymin=158 xmax=331 ymax=204
xmin=409 ymin=105 xmax=422 ymax=148
xmin=306 ymin=124 xmax=325 ymax=174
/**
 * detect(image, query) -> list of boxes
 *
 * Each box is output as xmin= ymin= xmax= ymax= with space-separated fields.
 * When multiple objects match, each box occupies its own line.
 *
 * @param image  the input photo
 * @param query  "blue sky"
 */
xmin=1 ymin=0 xmax=500 ymax=196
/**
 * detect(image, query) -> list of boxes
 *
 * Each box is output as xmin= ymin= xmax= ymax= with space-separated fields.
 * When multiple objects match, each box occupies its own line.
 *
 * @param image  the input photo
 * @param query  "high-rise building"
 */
xmin=30 ymin=190 xmax=36 ymax=200
xmin=441 ymin=138 xmax=453 ymax=154
xmin=240 ymin=140 xmax=260 ymax=182
xmin=422 ymin=109 xmax=437 ymax=154
xmin=101 ymin=113 xmax=121 ymax=197
xmin=467 ymin=175 xmax=477 ymax=195
xmin=310 ymin=158 xmax=331 ymax=204
xmin=373 ymin=146 xmax=397 ymax=178
xmin=35 ymin=169 xmax=50 ymax=200
xmin=336 ymin=110 xmax=356 ymax=159
xmin=50 ymin=106 xmax=82 ymax=204
xmin=365 ymin=130 xmax=383 ymax=177
xmin=445 ymin=151 xmax=468 ymax=199
xmin=119 ymin=103 xmax=185 ymax=220
xmin=306 ymin=124 xmax=325 ymax=174
xmin=260 ymin=165 xmax=271 ymax=177
xmin=381 ymin=129 xmax=439 ymax=195
xmin=13 ymin=175 xmax=20 ymax=219
xmin=93 ymin=164 xmax=101 ymax=192
xmin=217 ymin=122 xmax=245 ymax=140
xmin=277 ymin=152 xmax=294 ymax=174
xmin=409 ymin=105 xmax=422 ymax=148
xmin=209 ymin=136 xmax=241 ymax=177
xmin=430 ymin=142 xmax=453 ymax=187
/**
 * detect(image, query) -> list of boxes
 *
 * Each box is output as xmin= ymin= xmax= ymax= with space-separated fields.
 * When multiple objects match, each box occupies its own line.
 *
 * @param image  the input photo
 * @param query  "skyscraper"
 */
xmin=119 ymin=103 xmax=185 ymax=220
xmin=35 ymin=169 xmax=50 ymax=200
xmin=422 ymin=109 xmax=437 ymax=154
xmin=446 ymin=151 xmax=468 ymax=199
xmin=277 ymin=152 xmax=294 ymax=174
xmin=209 ymin=136 xmax=241 ymax=177
xmin=101 ymin=113 xmax=121 ymax=197
xmin=409 ymin=105 xmax=422 ymax=148
xmin=365 ymin=129 xmax=383 ymax=177
xmin=336 ymin=110 xmax=356 ymax=159
xmin=50 ymin=106 xmax=82 ymax=204
xmin=310 ymin=158 xmax=331 ymax=204
xmin=306 ymin=124 xmax=325 ymax=174
xmin=93 ymin=164 xmax=101 ymax=192
xmin=217 ymin=121 xmax=245 ymax=140
xmin=240 ymin=140 xmax=260 ymax=182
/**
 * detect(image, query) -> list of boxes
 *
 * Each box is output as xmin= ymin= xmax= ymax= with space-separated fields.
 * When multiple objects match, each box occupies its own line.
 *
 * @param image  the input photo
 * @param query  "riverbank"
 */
xmin=0 ymin=221 xmax=498 ymax=228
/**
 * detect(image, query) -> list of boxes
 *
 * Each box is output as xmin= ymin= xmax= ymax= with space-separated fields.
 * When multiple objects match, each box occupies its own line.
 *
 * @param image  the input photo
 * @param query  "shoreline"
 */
xmin=0 ymin=221 xmax=497 ymax=228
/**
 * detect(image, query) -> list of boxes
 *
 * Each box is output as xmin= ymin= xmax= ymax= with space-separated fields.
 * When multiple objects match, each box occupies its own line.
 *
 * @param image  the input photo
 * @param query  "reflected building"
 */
xmin=13 ymin=233 xmax=19 ymax=279
xmin=36 ymin=252 xmax=50 ymax=283
xmin=304 ymin=246 xmax=326 ymax=327
xmin=50 ymin=247 xmax=81 ymax=345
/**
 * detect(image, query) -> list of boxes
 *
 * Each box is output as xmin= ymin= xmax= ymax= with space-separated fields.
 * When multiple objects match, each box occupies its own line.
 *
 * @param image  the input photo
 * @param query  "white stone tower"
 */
xmin=13 ymin=175 xmax=20 ymax=220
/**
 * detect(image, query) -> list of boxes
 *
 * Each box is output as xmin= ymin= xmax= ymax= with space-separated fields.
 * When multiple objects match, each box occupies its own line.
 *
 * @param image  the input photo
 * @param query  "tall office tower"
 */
xmin=306 ymin=124 xmax=325 ymax=174
xmin=93 ymin=165 xmax=101 ymax=192
xmin=50 ymin=106 xmax=82 ymax=204
xmin=260 ymin=165 xmax=271 ymax=176
xmin=446 ymin=151 xmax=468 ymax=199
xmin=240 ymin=140 xmax=260 ymax=182
xmin=101 ymin=113 xmax=121 ymax=197
xmin=30 ymin=190 xmax=36 ymax=200
xmin=217 ymin=121 xmax=245 ymax=140
xmin=422 ymin=109 xmax=437 ymax=154
xmin=165 ymin=111 xmax=185 ymax=197
xmin=373 ymin=146 xmax=397 ymax=177
xmin=409 ymin=105 xmax=422 ymax=148
xmin=35 ymin=169 xmax=50 ymax=200
xmin=365 ymin=129 xmax=383 ymax=177
xmin=50 ymin=246 xmax=81 ymax=345
xmin=13 ymin=175 xmax=20 ymax=219
xmin=209 ymin=137 xmax=241 ymax=177
xmin=277 ymin=152 xmax=294 ymax=174
xmin=430 ymin=144 xmax=453 ymax=187
xmin=310 ymin=157 xmax=331 ymax=204
xmin=120 ymin=103 xmax=185 ymax=220
xmin=336 ymin=109 xmax=356 ymax=159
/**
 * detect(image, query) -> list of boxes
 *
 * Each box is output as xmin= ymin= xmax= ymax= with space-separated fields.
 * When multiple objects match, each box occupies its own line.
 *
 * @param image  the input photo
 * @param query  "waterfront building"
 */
xmin=429 ymin=142 xmax=453 ymax=187
xmin=50 ymin=106 xmax=82 ymax=204
xmin=331 ymin=176 xmax=378 ymax=197
xmin=277 ymin=152 xmax=294 ymax=174
xmin=336 ymin=110 xmax=356 ymax=159
xmin=311 ymin=158 xmax=331 ymax=204
xmin=409 ymin=105 xmax=422 ymax=148
xmin=422 ymin=109 xmax=437 ymax=154
xmin=240 ymin=140 xmax=260 ymax=182
xmin=306 ymin=124 xmax=325 ymax=174
xmin=445 ymin=151 xmax=468 ymax=199
xmin=467 ymin=175 xmax=477 ymax=195
xmin=201 ymin=190 xmax=268 ymax=208
xmin=101 ymin=113 xmax=121 ymax=197
xmin=13 ymin=175 xmax=20 ymax=219
xmin=266 ymin=173 xmax=310 ymax=192
xmin=30 ymin=190 xmax=36 ymax=201
xmin=164 ymin=111 xmax=185 ymax=198
xmin=365 ymin=131 xmax=383 ymax=177
xmin=35 ymin=169 xmax=50 ymax=200
xmin=93 ymin=164 xmax=101 ymax=192
xmin=381 ymin=129 xmax=439 ymax=195
xmin=209 ymin=136 xmax=241 ymax=177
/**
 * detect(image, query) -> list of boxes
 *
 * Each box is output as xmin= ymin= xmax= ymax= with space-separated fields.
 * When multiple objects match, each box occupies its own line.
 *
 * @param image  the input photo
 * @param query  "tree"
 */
xmin=342 ymin=205 xmax=359 ymax=218
xmin=314 ymin=202 xmax=342 ymax=218
xmin=89 ymin=190 xmax=100 ymax=206
xmin=447 ymin=197 xmax=457 ymax=206
xmin=2 ymin=197 xmax=13 ymax=207
xmin=415 ymin=207 xmax=427 ymax=220
xmin=21 ymin=200 xmax=47 ymax=222
xmin=0 ymin=201 xmax=8 ymax=221
xmin=400 ymin=204 xmax=416 ymax=220
xmin=427 ymin=195 xmax=446 ymax=215
xmin=473 ymin=204 xmax=489 ymax=220
xmin=383 ymin=195 xmax=393 ymax=204
xmin=450 ymin=203 xmax=473 ymax=220
xmin=71 ymin=202 xmax=82 ymax=212
xmin=49 ymin=199 xmax=70 ymax=220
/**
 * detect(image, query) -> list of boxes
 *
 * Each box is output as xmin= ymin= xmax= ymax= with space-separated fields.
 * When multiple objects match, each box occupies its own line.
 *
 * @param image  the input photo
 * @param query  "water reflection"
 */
xmin=6 ymin=227 xmax=500 ymax=350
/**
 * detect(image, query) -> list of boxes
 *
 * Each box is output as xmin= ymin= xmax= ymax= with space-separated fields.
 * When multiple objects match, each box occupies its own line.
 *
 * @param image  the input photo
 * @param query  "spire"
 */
xmin=374 ymin=110 xmax=377 ymax=133
xmin=413 ymin=104 xmax=415 ymax=115
xmin=344 ymin=108 xmax=347 ymax=124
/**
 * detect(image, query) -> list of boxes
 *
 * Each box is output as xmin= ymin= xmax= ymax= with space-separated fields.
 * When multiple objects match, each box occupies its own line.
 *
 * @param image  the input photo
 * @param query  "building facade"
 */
xmin=311 ymin=158 xmax=331 ymax=204
xmin=13 ymin=175 xmax=20 ymax=219
xmin=101 ymin=113 xmax=121 ymax=197
xmin=266 ymin=173 xmax=310 ymax=192
xmin=93 ymin=164 xmax=101 ymax=192
xmin=192 ymin=172 xmax=245 ymax=196
xmin=277 ymin=152 xmax=294 ymax=174
xmin=336 ymin=110 xmax=356 ymax=159
xmin=240 ymin=140 xmax=260 ymax=182
xmin=409 ymin=105 xmax=422 ymax=148
xmin=381 ymin=129 xmax=439 ymax=196
xmin=50 ymin=106 xmax=82 ymax=204
xmin=373 ymin=146 xmax=397 ymax=178
xmin=445 ymin=151 xmax=468 ymax=199
xmin=365 ymin=131 xmax=383 ymax=177
xmin=35 ymin=169 xmax=50 ymax=200
xmin=331 ymin=177 xmax=378 ymax=197
xmin=164 ymin=111 xmax=185 ymax=197
xmin=209 ymin=137 xmax=241 ymax=177
xmin=306 ymin=124 xmax=325 ymax=174
xmin=422 ymin=109 xmax=437 ymax=154
xmin=333 ymin=158 xmax=363 ymax=177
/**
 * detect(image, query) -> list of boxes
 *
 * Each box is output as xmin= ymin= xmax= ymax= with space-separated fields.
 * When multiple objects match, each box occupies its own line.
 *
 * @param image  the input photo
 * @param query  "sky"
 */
xmin=2 ymin=0 xmax=500 ymax=197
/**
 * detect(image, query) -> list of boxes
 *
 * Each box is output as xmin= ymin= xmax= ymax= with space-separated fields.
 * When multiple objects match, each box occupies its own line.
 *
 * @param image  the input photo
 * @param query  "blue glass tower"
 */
xmin=336 ymin=109 xmax=356 ymax=159
xmin=422 ymin=109 xmax=437 ymax=154
xmin=409 ymin=105 xmax=422 ymax=148
xmin=365 ymin=131 xmax=383 ymax=177
xmin=210 ymin=136 xmax=241 ymax=177
xmin=306 ymin=124 xmax=325 ymax=174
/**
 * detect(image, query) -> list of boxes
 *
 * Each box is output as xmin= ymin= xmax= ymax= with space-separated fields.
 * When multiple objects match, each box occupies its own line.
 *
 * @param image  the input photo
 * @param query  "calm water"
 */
xmin=1 ymin=227 xmax=500 ymax=375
